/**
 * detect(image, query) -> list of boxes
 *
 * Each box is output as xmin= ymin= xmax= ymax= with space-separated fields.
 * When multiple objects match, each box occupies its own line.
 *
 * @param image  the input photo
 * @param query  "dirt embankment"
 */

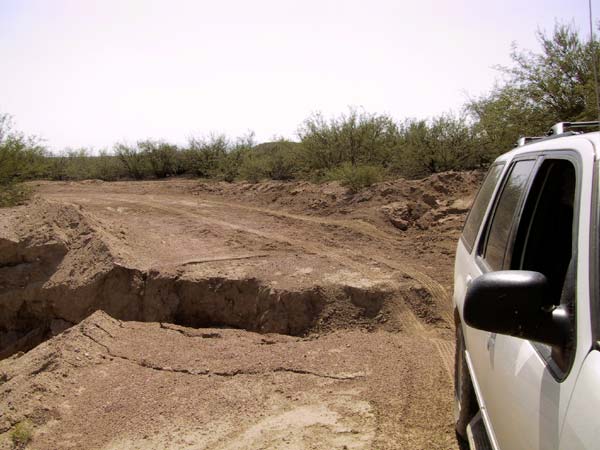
xmin=0 ymin=200 xmax=405 ymax=359
xmin=0 ymin=172 xmax=481 ymax=450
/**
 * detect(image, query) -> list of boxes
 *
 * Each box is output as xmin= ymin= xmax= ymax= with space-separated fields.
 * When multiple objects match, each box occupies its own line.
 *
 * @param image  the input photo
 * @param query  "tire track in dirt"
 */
xmin=75 ymin=195 xmax=384 ymax=282
xmin=397 ymin=303 xmax=427 ymax=335
xmin=142 ymin=196 xmax=457 ymax=379
xmin=52 ymin=192 xmax=452 ymax=324
xmin=53 ymin=194 xmax=455 ymax=381
xmin=430 ymin=338 xmax=455 ymax=379
xmin=194 ymin=197 xmax=454 ymax=324
xmin=74 ymin=195 xmax=451 ymax=322
xmin=117 ymin=195 xmax=450 ymax=323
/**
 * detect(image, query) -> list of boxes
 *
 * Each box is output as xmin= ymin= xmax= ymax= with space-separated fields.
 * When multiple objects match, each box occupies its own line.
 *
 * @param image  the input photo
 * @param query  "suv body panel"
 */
xmin=454 ymin=132 xmax=600 ymax=450
xmin=560 ymin=350 xmax=600 ymax=449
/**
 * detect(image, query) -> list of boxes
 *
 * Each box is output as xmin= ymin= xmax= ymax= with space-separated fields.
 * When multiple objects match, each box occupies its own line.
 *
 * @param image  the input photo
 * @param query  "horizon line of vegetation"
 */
xmin=1 ymin=23 xmax=599 ymax=206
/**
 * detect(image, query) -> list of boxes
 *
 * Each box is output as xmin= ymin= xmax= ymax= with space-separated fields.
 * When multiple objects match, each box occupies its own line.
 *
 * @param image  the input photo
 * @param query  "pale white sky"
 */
xmin=0 ymin=0 xmax=592 ymax=151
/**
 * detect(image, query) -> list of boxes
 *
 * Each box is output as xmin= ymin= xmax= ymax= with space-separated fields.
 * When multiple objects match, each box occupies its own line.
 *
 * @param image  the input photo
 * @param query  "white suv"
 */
xmin=453 ymin=122 xmax=600 ymax=450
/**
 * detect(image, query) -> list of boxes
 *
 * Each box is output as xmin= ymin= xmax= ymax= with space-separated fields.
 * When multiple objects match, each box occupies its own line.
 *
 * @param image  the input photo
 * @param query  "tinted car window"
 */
xmin=510 ymin=158 xmax=577 ymax=374
xmin=483 ymin=160 xmax=535 ymax=271
xmin=462 ymin=163 xmax=504 ymax=250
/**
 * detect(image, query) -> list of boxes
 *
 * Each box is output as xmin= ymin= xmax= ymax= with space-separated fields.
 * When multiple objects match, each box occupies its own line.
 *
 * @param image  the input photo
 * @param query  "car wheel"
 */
xmin=455 ymin=323 xmax=477 ymax=439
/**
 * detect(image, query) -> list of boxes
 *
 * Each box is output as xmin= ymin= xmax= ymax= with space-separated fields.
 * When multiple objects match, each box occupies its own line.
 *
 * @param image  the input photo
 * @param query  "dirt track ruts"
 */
xmin=0 ymin=177 xmax=477 ymax=450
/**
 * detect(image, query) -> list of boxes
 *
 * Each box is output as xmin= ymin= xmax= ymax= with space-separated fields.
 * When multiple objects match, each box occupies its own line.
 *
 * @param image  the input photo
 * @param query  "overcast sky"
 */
xmin=0 ymin=0 xmax=593 ymax=151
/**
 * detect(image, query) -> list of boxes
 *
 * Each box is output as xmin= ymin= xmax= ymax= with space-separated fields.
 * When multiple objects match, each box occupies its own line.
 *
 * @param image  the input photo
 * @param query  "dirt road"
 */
xmin=0 ymin=175 xmax=480 ymax=449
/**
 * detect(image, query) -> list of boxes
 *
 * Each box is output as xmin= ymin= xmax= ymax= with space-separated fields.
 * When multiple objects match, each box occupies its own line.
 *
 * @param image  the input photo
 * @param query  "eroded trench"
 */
xmin=0 ymin=234 xmax=396 ymax=360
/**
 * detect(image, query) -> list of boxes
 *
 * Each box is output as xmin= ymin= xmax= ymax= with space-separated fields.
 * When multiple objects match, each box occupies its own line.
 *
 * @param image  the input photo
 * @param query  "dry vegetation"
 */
xmin=1 ymin=24 xmax=598 ymax=208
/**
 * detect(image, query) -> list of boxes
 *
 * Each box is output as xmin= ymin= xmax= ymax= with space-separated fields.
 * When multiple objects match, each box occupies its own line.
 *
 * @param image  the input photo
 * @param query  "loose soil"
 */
xmin=0 ymin=172 xmax=482 ymax=450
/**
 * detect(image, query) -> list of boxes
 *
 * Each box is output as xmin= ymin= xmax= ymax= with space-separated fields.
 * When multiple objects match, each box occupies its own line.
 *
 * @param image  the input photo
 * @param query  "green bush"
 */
xmin=64 ymin=149 xmax=94 ymax=180
xmin=0 ymin=115 xmax=46 ymax=185
xmin=237 ymin=140 xmax=301 ymax=182
xmin=238 ymin=156 xmax=267 ymax=182
xmin=392 ymin=115 xmax=478 ymax=177
xmin=94 ymin=151 xmax=128 ymax=181
xmin=257 ymin=140 xmax=300 ymax=180
xmin=327 ymin=163 xmax=384 ymax=193
xmin=217 ymin=150 xmax=244 ymax=182
xmin=44 ymin=150 xmax=126 ymax=181
xmin=139 ymin=140 xmax=179 ymax=178
xmin=298 ymin=108 xmax=399 ymax=171
xmin=0 ymin=114 xmax=46 ymax=207
xmin=114 ymin=144 xmax=149 ymax=180
xmin=215 ymin=133 xmax=256 ymax=181
xmin=10 ymin=420 xmax=33 ymax=446
xmin=0 ymin=183 xmax=30 ymax=208
xmin=184 ymin=134 xmax=229 ymax=178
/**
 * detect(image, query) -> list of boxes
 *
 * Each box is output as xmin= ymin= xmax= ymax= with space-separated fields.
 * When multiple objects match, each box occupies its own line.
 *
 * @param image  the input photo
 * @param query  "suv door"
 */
xmin=474 ymin=145 xmax=595 ymax=450
xmin=461 ymin=158 xmax=537 ymax=448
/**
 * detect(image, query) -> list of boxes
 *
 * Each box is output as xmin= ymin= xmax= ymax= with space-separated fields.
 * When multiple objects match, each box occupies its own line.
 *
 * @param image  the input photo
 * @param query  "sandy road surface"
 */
xmin=0 ymin=178 xmax=478 ymax=449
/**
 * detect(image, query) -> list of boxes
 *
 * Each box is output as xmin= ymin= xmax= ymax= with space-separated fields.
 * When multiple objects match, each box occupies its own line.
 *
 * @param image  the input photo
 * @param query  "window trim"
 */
xmin=590 ymin=160 xmax=600 ymax=349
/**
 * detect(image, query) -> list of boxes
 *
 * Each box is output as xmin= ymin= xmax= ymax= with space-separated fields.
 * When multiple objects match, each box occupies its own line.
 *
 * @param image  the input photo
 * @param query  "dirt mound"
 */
xmin=0 ymin=311 xmax=455 ymax=450
xmin=0 ymin=173 xmax=483 ymax=449
xmin=0 ymin=200 xmax=418 ymax=360
xmin=189 ymin=170 xmax=482 ymax=228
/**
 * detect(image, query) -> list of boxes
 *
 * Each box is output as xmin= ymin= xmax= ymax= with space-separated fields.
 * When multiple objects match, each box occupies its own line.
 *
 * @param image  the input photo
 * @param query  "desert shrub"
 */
xmin=0 ymin=115 xmax=46 ymax=185
xmin=298 ymin=108 xmax=400 ymax=171
xmin=45 ymin=149 xmax=98 ymax=181
xmin=138 ymin=140 xmax=179 ymax=178
xmin=217 ymin=133 xmax=256 ymax=181
xmin=0 ymin=114 xmax=46 ymax=206
xmin=93 ymin=150 xmax=128 ymax=180
xmin=0 ymin=183 xmax=30 ymax=207
xmin=44 ymin=155 xmax=68 ymax=180
xmin=64 ymin=149 xmax=95 ymax=180
xmin=218 ymin=149 xmax=245 ymax=182
xmin=258 ymin=140 xmax=301 ymax=180
xmin=115 ymin=143 xmax=149 ymax=180
xmin=184 ymin=134 xmax=229 ymax=177
xmin=392 ymin=115 xmax=478 ymax=177
xmin=465 ymin=23 xmax=600 ymax=158
xmin=238 ymin=155 xmax=267 ymax=182
xmin=327 ymin=163 xmax=384 ymax=193
xmin=238 ymin=140 xmax=301 ymax=181
xmin=45 ymin=150 xmax=129 ymax=181
xmin=10 ymin=420 xmax=33 ymax=446
xmin=237 ymin=159 xmax=265 ymax=183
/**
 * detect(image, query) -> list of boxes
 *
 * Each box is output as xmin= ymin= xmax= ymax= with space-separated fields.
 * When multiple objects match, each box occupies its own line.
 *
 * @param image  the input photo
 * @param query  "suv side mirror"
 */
xmin=464 ymin=271 xmax=571 ymax=347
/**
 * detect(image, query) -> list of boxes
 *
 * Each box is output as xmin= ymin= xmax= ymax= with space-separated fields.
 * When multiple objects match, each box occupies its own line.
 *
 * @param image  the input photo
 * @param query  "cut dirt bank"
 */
xmin=0 ymin=172 xmax=481 ymax=449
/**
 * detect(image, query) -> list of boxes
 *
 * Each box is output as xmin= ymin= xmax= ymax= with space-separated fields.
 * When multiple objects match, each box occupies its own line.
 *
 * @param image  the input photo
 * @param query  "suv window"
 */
xmin=462 ymin=163 xmax=504 ymax=251
xmin=511 ymin=158 xmax=577 ymax=373
xmin=512 ymin=159 xmax=576 ymax=301
xmin=481 ymin=160 xmax=536 ymax=271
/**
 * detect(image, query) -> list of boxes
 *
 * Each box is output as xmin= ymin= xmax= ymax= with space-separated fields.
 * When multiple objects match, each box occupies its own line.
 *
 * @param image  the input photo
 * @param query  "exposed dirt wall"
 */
xmin=0 ymin=202 xmax=401 ymax=359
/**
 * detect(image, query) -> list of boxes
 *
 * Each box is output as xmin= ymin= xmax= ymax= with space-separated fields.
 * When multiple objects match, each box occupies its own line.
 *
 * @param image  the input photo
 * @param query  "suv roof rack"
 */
xmin=516 ymin=136 xmax=544 ymax=147
xmin=548 ymin=121 xmax=600 ymax=136
xmin=516 ymin=121 xmax=600 ymax=147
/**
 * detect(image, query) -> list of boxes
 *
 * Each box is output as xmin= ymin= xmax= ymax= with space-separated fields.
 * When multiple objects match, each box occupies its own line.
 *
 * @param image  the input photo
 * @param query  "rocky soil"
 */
xmin=0 ymin=172 xmax=481 ymax=449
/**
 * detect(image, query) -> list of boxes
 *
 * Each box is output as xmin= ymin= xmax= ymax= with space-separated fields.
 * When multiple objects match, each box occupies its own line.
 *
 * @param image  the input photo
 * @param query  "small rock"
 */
xmin=389 ymin=217 xmax=409 ymax=231
xmin=422 ymin=193 xmax=438 ymax=207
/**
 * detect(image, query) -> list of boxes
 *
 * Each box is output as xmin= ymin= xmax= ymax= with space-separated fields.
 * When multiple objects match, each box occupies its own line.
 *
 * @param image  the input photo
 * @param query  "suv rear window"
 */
xmin=462 ymin=163 xmax=504 ymax=251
